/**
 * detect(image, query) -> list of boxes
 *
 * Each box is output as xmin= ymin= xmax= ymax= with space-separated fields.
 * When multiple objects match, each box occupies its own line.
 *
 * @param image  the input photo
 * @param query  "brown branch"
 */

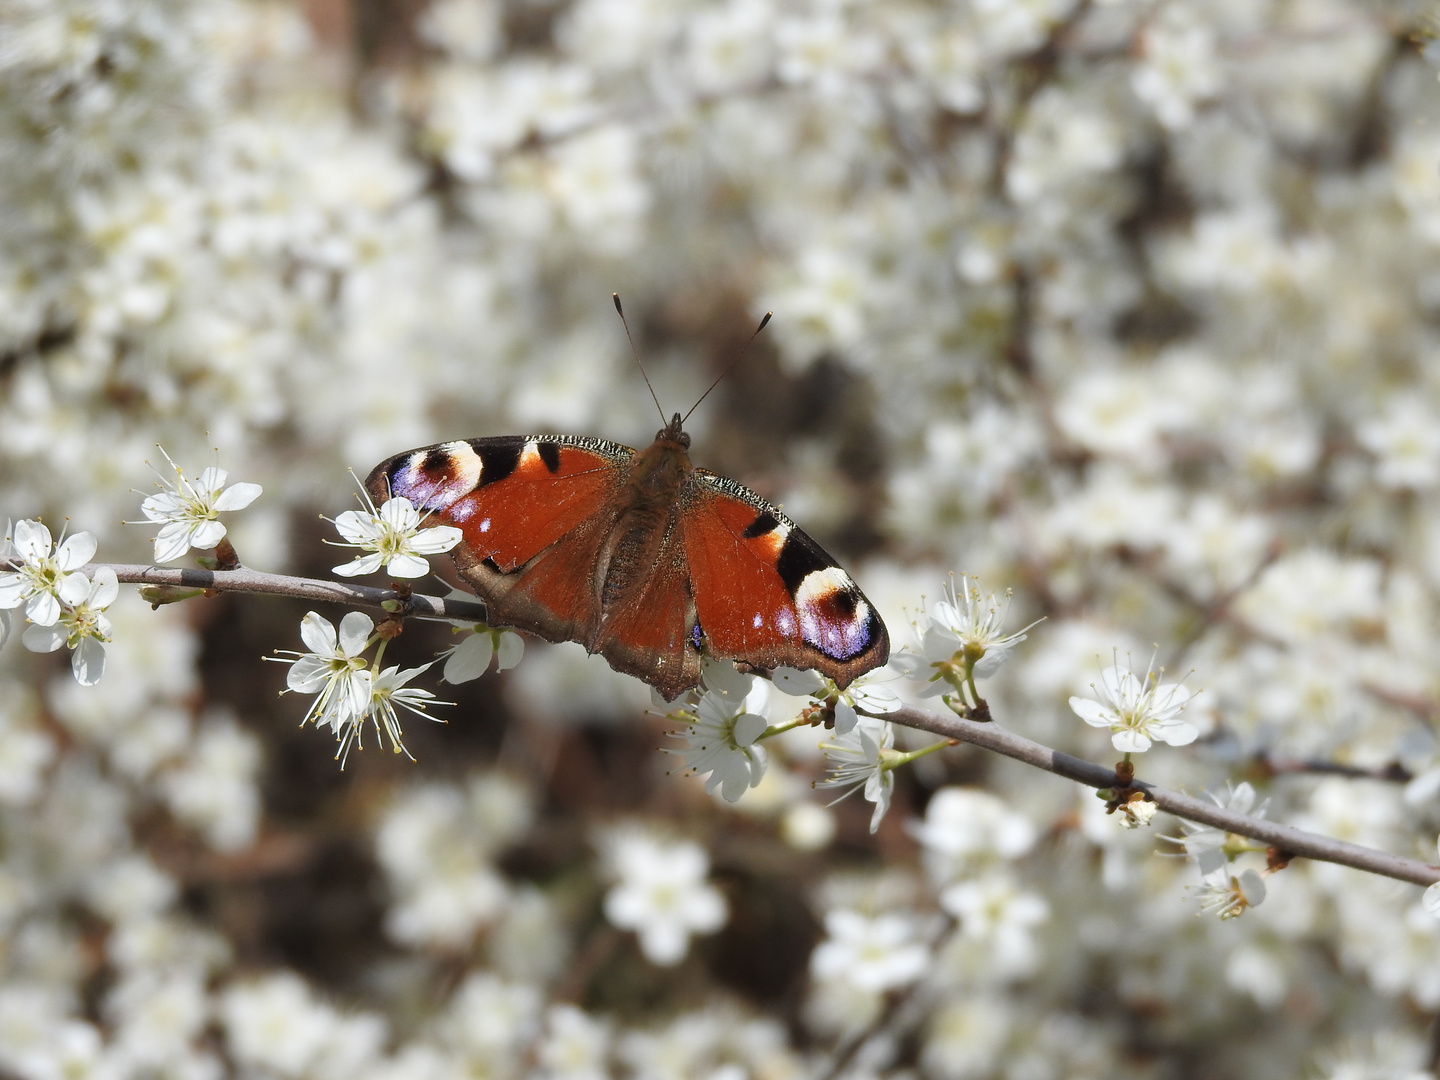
xmin=879 ymin=705 xmax=1440 ymax=889
xmin=75 ymin=562 xmax=490 ymax=624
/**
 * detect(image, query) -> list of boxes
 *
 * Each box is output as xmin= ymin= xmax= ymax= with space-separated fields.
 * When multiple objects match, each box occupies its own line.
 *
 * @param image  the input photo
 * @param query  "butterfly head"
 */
xmin=657 ymin=412 xmax=691 ymax=450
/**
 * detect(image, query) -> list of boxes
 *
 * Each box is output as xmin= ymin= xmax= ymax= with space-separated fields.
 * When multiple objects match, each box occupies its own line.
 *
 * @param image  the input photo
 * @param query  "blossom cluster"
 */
xmin=4 ymin=0 xmax=1440 ymax=1077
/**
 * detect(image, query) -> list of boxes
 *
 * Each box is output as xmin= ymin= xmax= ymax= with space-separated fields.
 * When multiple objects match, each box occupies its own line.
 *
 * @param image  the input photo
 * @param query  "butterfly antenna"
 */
xmin=681 ymin=311 xmax=772 ymax=425
xmin=614 ymin=293 xmax=667 ymax=426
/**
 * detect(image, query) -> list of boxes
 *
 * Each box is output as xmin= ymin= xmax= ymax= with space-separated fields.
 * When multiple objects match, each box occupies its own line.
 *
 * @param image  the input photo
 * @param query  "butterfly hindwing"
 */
xmin=682 ymin=472 xmax=889 ymax=686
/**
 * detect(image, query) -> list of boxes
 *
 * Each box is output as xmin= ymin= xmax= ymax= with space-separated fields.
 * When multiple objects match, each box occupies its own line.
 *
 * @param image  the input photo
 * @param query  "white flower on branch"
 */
xmin=817 ymin=716 xmax=896 ymax=834
xmin=337 ymin=663 xmax=447 ymax=767
xmin=1169 ymin=783 xmax=1268 ymax=875
xmin=1069 ymin=654 xmax=1196 ymax=754
xmin=0 ymin=519 xmax=97 ymax=628
xmin=329 ymin=491 xmax=462 ymax=579
xmin=134 ymin=448 xmax=262 ymax=563
xmin=892 ymin=575 xmax=1039 ymax=699
xmin=441 ymin=607 xmax=525 ymax=683
xmin=773 ymin=665 xmax=901 ymax=735
xmin=21 ymin=566 xmax=118 ymax=686
xmin=1194 ymin=867 xmax=1266 ymax=921
xmin=273 ymin=611 xmax=374 ymax=735
xmin=669 ymin=680 xmax=769 ymax=803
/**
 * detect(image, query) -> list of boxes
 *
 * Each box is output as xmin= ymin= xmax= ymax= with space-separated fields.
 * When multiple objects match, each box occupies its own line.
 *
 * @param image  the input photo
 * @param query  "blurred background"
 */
xmin=4 ymin=0 xmax=1440 ymax=1076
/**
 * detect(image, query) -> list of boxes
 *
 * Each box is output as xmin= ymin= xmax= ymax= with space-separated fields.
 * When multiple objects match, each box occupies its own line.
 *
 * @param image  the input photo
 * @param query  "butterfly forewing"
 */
xmin=369 ymin=436 xmax=633 ymax=572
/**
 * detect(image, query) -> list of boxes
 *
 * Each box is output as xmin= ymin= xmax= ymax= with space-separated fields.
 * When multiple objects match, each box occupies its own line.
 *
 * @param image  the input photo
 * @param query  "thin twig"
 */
xmin=876 ymin=705 xmax=1440 ymax=889
xmin=77 ymin=562 xmax=490 ymax=624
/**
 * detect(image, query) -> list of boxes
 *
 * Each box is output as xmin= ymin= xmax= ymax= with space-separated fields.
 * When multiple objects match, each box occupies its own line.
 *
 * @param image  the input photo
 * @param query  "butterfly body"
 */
xmin=367 ymin=414 xmax=888 ymax=700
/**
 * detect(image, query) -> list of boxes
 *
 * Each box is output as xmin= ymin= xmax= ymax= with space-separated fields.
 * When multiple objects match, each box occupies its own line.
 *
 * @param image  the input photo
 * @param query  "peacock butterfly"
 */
xmin=364 ymin=307 xmax=889 ymax=701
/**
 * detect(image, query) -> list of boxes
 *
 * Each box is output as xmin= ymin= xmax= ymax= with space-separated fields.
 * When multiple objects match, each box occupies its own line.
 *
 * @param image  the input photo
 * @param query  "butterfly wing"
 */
xmin=681 ymin=472 xmax=889 ymax=688
xmin=366 ymin=435 xmax=633 ymax=644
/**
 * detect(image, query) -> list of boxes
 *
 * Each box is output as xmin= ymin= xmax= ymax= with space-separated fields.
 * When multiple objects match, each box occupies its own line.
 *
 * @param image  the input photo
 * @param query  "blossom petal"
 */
xmin=1111 ymin=729 xmax=1152 ymax=753
xmin=14 ymin=520 xmax=52 ymax=561
xmin=443 ymin=633 xmax=494 ymax=683
xmin=288 ymin=656 xmax=333 ymax=692
xmin=299 ymin=611 xmax=339 ymax=655
xmin=1424 ymin=882 xmax=1440 ymax=920
xmin=383 ymin=553 xmax=433 ymax=578
xmin=142 ymin=492 xmax=187 ymax=520
xmin=89 ymin=566 xmax=119 ymax=608
xmin=25 ymin=589 xmax=60 ymax=627
xmin=0 ymin=573 xmax=27 ymax=608
xmin=732 ymin=712 xmax=767 ymax=747
xmin=1150 ymin=683 xmax=1192 ymax=713
xmin=407 ymin=525 xmax=463 ymax=555
xmin=72 ymin=636 xmax=107 ymax=685
xmin=772 ymin=666 xmax=826 ymax=696
xmin=333 ymin=509 xmax=383 ymax=544
xmin=0 ymin=608 xmax=9 ymax=648
xmin=338 ymin=611 xmax=375 ymax=656
xmin=58 ymin=571 xmax=92 ymax=606
xmin=495 ymin=632 xmax=524 ymax=671
xmin=379 ymin=497 xmax=421 ymax=531
xmin=188 ymin=519 xmax=228 ymax=551
xmin=54 ymin=531 xmax=97 ymax=569
xmin=197 ymin=467 xmax=228 ymax=494
xmin=1068 ymin=696 xmax=1116 ymax=728
xmin=1151 ymin=719 xmax=1199 ymax=747
xmin=833 ymin=700 xmax=858 ymax=735
xmin=332 ymin=553 xmax=385 ymax=577
xmin=213 ymin=481 xmax=263 ymax=511
xmin=154 ymin=521 xmax=198 ymax=563
xmin=22 ymin=623 xmax=67 ymax=653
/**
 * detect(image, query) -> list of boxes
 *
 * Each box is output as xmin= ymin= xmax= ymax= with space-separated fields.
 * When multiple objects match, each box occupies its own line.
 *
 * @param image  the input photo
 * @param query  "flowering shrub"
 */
xmin=3 ymin=1 xmax=1440 ymax=1078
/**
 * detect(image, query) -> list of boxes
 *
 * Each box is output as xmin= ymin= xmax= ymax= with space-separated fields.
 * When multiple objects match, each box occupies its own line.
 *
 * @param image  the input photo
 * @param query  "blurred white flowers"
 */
xmin=134 ymin=449 xmax=262 ymax=563
xmin=810 ymin=910 xmax=930 ymax=993
xmin=601 ymin=830 xmax=726 ymax=966
xmin=330 ymin=492 xmax=462 ymax=578
xmin=1069 ymin=655 xmax=1197 ymax=754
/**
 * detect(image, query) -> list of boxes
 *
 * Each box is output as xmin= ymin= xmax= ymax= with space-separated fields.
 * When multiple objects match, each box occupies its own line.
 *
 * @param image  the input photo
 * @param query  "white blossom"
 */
xmin=273 ymin=611 xmax=374 ymax=735
xmin=670 ymin=682 xmax=769 ymax=803
xmin=21 ymin=565 xmax=118 ymax=685
xmin=0 ymin=519 xmax=96 ymax=627
xmin=441 ymin=620 xmax=525 ymax=683
xmin=816 ymin=716 xmax=896 ymax=834
xmin=1195 ymin=867 xmax=1267 ymax=921
xmin=1069 ymin=655 xmax=1197 ymax=754
xmin=134 ymin=448 xmax=262 ymax=563
xmin=330 ymin=493 xmax=462 ymax=579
